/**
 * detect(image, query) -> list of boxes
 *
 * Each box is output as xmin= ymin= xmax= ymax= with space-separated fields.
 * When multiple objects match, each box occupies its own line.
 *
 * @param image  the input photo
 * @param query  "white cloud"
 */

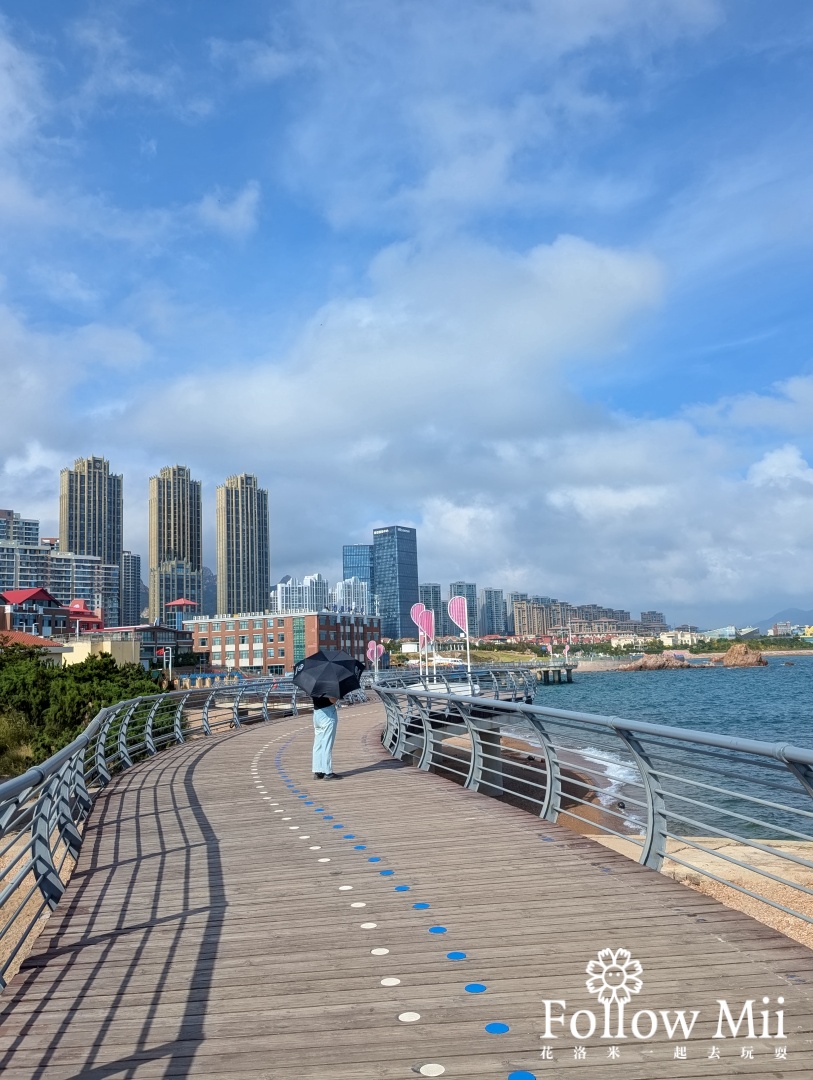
xmin=196 ymin=181 xmax=261 ymax=239
xmin=748 ymin=445 xmax=813 ymax=488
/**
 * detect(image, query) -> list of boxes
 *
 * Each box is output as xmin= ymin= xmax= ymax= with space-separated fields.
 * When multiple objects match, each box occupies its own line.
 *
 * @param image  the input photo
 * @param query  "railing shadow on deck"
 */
xmin=375 ymin=685 xmax=813 ymax=941
xmin=0 ymin=677 xmax=300 ymax=993
xmin=0 ymin=739 xmax=229 ymax=1078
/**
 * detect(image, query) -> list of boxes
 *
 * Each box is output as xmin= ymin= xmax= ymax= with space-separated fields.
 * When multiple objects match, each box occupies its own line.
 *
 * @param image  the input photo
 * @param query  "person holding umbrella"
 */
xmin=292 ymin=649 xmax=365 ymax=780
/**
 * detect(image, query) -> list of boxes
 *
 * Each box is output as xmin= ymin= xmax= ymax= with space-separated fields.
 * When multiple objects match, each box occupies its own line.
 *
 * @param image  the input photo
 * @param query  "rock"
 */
xmin=618 ymin=652 xmax=691 ymax=671
xmin=722 ymin=642 xmax=767 ymax=667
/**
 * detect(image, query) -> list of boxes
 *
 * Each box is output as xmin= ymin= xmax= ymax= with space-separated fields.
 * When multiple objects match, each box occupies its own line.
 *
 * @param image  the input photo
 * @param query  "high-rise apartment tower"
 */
xmin=59 ymin=456 xmax=123 ymax=568
xmin=148 ymin=465 xmax=203 ymax=625
xmin=216 ymin=473 xmax=270 ymax=616
xmin=121 ymin=551 xmax=143 ymax=625
xmin=449 ymin=581 xmax=479 ymax=637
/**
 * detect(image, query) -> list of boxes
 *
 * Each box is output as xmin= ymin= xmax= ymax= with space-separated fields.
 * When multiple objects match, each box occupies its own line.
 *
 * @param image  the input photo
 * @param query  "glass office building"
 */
xmin=342 ymin=544 xmax=374 ymax=601
xmin=372 ymin=527 xmax=418 ymax=639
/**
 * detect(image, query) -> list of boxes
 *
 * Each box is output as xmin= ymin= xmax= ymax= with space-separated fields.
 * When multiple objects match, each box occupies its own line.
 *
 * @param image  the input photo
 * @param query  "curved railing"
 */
xmin=0 ymin=677 xmax=299 ymax=990
xmin=376 ymin=686 xmax=813 ymax=927
xmin=363 ymin=667 xmax=539 ymax=700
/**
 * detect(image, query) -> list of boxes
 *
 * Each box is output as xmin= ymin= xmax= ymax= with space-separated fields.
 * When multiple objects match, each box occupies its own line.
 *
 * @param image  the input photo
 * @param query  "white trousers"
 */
xmin=312 ymin=706 xmax=338 ymax=774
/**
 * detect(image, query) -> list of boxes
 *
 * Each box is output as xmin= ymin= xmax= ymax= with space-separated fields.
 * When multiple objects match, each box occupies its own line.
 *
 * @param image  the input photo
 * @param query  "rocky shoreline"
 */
xmin=618 ymin=642 xmax=767 ymax=671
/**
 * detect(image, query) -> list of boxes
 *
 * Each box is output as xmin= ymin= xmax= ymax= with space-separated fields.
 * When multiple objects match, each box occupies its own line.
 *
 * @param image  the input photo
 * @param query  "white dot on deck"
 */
xmin=419 ymin=1066 xmax=445 ymax=1077
xmin=350 ymin=902 xmax=366 ymax=908
xmin=339 ymin=885 xmax=353 ymax=891
xmin=269 ymin=802 xmax=278 ymax=806
xmin=371 ymin=948 xmax=389 ymax=956
xmin=309 ymin=846 xmax=321 ymax=850
xmin=360 ymin=922 xmax=377 ymax=929
xmin=380 ymin=977 xmax=400 ymax=986
xmin=282 ymin=817 xmax=291 ymax=821
xmin=398 ymin=1012 xmax=420 ymax=1023
xmin=298 ymin=835 xmax=311 ymax=839
xmin=318 ymin=858 xmax=331 ymax=863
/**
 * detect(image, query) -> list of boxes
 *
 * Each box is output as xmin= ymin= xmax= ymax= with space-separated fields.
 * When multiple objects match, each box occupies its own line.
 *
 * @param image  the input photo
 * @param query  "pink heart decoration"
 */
xmin=447 ymin=595 xmax=468 ymax=633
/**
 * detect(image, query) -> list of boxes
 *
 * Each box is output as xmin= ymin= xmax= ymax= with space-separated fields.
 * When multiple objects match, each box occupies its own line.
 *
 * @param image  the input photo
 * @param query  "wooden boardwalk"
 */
xmin=1 ymin=701 xmax=812 ymax=1079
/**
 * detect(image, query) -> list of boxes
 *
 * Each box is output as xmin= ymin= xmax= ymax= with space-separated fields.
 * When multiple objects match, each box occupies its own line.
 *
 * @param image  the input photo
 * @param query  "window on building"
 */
xmin=239 ymin=635 xmax=248 ymax=644
xmin=239 ymin=620 xmax=248 ymax=629
xmin=226 ymin=622 xmax=234 ymax=630
xmin=267 ymin=634 xmax=275 ymax=642
xmin=212 ymin=622 xmax=220 ymax=631
xmin=199 ymin=638 xmax=208 ymax=647
xmin=329 ymin=631 xmax=336 ymax=640
xmin=277 ymin=633 xmax=285 ymax=642
xmin=319 ymin=615 xmax=327 ymax=625
xmin=239 ymin=647 xmax=249 ymax=656
xmin=226 ymin=636 xmax=234 ymax=645
xmin=225 ymin=649 xmax=235 ymax=658
xmin=278 ymin=647 xmax=285 ymax=657
xmin=253 ymin=620 xmax=264 ymax=629
xmin=269 ymin=665 xmax=284 ymax=676
xmin=267 ymin=648 xmax=274 ymax=657
xmin=277 ymin=619 xmax=284 ymax=627
xmin=213 ymin=637 xmax=221 ymax=645
xmin=319 ymin=631 xmax=326 ymax=641
xmin=253 ymin=635 xmax=262 ymax=644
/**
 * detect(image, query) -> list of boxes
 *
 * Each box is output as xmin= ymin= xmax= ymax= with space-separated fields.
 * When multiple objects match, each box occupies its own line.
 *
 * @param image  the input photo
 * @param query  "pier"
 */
xmin=1 ymin=682 xmax=813 ymax=1078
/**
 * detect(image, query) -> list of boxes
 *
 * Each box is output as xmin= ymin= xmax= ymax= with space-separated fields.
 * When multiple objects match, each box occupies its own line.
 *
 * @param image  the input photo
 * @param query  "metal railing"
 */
xmin=363 ymin=667 xmax=538 ymax=699
xmin=376 ymin=686 xmax=813 ymax=926
xmin=0 ymin=677 xmax=299 ymax=990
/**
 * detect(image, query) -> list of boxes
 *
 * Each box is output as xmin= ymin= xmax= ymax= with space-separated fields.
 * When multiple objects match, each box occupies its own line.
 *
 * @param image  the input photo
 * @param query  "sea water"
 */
xmin=534 ymin=654 xmax=813 ymax=746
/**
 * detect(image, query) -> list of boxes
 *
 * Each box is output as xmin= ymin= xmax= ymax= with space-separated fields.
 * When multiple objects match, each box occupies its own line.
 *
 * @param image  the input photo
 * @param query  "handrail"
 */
xmin=0 ymin=676 xmax=299 ymax=990
xmin=375 ymin=686 xmax=813 ymax=927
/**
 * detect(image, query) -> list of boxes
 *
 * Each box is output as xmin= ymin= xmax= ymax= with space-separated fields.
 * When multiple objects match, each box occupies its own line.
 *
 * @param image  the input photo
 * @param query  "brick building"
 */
xmin=185 ymin=611 xmax=382 ymax=676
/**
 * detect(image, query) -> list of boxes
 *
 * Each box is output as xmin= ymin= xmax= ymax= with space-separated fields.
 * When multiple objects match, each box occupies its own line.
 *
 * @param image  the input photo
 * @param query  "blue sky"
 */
xmin=2 ymin=1 xmax=813 ymax=626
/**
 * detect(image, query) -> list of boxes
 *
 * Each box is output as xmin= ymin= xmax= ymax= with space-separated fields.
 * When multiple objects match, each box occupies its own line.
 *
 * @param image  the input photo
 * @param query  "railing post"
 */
xmin=117 ymin=702 xmax=138 ymax=769
xmin=70 ymin=752 xmax=92 ymax=824
xmin=466 ymin=711 xmax=504 ymax=797
xmin=173 ymin=692 xmax=190 ymax=744
xmin=201 ymin=690 xmax=216 ymax=736
xmin=94 ymin=707 xmax=118 ymax=787
xmin=144 ymin=697 xmax=162 ymax=754
xmin=292 ymin=686 xmax=298 ymax=716
xmin=31 ymin=780 xmax=65 ymax=909
xmin=613 ymin=726 xmax=667 ymax=870
xmin=525 ymin=715 xmax=563 ymax=822
xmin=262 ymin=685 xmax=272 ymax=722
xmin=55 ymin=759 xmax=83 ymax=859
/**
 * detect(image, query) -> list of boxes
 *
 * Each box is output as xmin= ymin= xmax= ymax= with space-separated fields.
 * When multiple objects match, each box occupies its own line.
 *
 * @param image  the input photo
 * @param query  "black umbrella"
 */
xmin=292 ymin=649 xmax=365 ymax=699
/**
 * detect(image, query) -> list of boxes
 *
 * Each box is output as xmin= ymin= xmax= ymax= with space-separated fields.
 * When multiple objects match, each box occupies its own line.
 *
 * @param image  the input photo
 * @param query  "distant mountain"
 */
xmin=756 ymin=608 xmax=813 ymax=633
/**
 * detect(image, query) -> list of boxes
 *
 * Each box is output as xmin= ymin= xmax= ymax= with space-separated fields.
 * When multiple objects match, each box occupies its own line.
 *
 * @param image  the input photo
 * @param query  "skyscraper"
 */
xmin=479 ymin=587 xmax=506 ymax=637
xmin=372 ymin=526 xmax=418 ymax=639
xmin=449 ymin=581 xmax=479 ymax=637
xmin=59 ymin=456 xmax=123 ymax=568
xmin=148 ymin=465 xmax=203 ymax=625
xmin=303 ymin=573 xmax=330 ymax=611
xmin=419 ymin=582 xmax=446 ymax=637
xmin=342 ymin=544 xmax=375 ymax=609
xmin=121 ymin=551 xmax=143 ymax=625
xmin=216 ymin=473 xmax=270 ymax=615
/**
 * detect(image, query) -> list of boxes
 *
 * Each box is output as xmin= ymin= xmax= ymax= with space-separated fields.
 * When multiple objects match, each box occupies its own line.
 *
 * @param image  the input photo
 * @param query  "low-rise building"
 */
xmin=185 ymin=611 xmax=382 ymax=676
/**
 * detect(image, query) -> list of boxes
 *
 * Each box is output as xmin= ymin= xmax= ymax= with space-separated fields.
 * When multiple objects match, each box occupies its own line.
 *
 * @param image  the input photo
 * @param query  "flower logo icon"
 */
xmin=586 ymin=948 xmax=644 ymax=1037
xmin=586 ymin=948 xmax=644 ymax=1003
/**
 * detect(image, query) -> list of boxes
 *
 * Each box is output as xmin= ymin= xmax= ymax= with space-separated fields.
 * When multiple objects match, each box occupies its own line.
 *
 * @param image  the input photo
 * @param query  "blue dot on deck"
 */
xmin=368 ymin=857 xmax=381 ymax=862
xmin=354 ymin=845 xmax=366 ymax=849
xmin=315 ymin=808 xmax=324 ymax=812
xmin=324 ymin=815 xmax=334 ymax=820
xmin=305 ymin=801 xmax=314 ymax=805
xmin=380 ymin=870 xmax=394 ymax=876
xmin=343 ymin=834 xmax=355 ymax=839
xmin=507 ymin=1073 xmax=536 ymax=1080
xmin=413 ymin=903 xmax=430 ymax=909
xmin=428 ymin=926 xmax=447 ymax=934
xmin=465 ymin=983 xmax=487 ymax=994
xmin=395 ymin=885 xmax=410 ymax=892
xmin=332 ymin=824 xmax=344 ymax=829
xmin=486 ymin=1022 xmax=509 ymax=1034
xmin=447 ymin=952 xmax=466 ymax=960
xmin=298 ymin=795 xmax=307 ymax=799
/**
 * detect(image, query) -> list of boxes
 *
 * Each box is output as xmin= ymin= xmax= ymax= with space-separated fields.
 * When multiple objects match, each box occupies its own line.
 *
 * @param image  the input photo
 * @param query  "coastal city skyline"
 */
xmin=0 ymin=454 xmax=804 ymax=638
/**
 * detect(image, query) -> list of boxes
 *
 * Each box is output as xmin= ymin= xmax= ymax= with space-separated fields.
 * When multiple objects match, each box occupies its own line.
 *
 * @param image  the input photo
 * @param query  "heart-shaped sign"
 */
xmin=410 ymin=602 xmax=426 ymax=629
xmin=447 ymin=595 xmax=468 ymax=633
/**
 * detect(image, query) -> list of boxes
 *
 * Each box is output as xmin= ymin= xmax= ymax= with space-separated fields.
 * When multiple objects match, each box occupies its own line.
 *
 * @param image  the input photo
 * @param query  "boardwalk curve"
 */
xmin=1 ymin=701 xmax=812 ymax=1078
